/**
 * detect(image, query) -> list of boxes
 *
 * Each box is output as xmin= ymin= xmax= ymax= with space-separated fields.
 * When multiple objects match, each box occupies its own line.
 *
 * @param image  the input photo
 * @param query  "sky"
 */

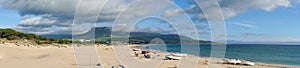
xmin=0 ymin=0 xmax=300 ymax=43
xmin=0 ymin=9 xmax=21 ymax=28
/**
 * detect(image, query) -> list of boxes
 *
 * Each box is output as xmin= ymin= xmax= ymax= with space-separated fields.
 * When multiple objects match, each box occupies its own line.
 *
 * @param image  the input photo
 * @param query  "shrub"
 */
xmin=0 ymin=28 xmax=71 ymax=44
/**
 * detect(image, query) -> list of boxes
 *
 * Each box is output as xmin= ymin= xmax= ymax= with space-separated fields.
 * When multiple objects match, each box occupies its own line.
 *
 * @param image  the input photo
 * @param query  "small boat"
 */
xmin=224 ymin=59 xmax=241 ymax=64
xmin=165 ymin=55 xmax=181 ymax=60
xmin=133 ymin=48 xmax=141 ymax=51
xmin=171 ymin=53 xmax=188 ymax=57
xmin=241 ymin=60 xmax=255 ymax=66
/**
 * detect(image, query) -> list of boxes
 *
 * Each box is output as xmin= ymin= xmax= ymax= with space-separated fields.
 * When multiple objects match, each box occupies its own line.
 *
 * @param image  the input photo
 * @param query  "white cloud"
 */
xmin=163 ymin=9 xmax=182 ymax=17
xmin=109 ymin=0 xmax=174 ymax=32
xmin=14 ymin=15 xmax=77 ymax=34
xmin=0 ymin=26 xmax=11 ymax=28
xmin=223 ymin=0 xmax=291 ymax=11
xmin=230 ymin=22 xmax=256 ymax=28
xmin=188 ymin=0 xmax=292 ymax=21
xmin=1 ymin=0 xmax=130 ymax=23
xmin=18 ymin=16 xmax=56 ymax=27
xmin=0 ymin=0 xmax=133 ymax=34
xmin=1 ymin=0 xmax=177 ymax=34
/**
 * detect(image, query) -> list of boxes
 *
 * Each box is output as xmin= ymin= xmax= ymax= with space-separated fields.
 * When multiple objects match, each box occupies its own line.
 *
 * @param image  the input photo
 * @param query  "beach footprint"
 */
xmin=0 ymin=53 xmax=4 ymax=59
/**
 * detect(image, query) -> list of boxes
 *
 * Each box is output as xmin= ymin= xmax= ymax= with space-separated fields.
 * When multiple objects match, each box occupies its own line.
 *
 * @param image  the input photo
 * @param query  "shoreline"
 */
xmin=0 ymin=43 xmax=299 ymax=68
xmin=131 ymin=44 xmax=300 ymax=68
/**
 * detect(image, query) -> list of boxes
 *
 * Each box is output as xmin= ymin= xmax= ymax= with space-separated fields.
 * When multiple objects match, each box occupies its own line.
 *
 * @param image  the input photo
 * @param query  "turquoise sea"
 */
xmin=138 ymin=44 xmax=300 ymax=66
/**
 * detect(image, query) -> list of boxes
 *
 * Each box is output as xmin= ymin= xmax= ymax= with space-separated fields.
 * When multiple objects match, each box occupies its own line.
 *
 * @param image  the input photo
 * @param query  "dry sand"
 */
xmin=0 ymin=44 xmax=76 ymax=68
xmin=0 ymin=43 xmax=299 ymax=68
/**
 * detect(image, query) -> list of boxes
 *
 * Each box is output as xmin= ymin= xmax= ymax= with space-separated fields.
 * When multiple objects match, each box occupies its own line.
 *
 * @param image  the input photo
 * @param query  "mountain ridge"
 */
xmin=43 ymin=27 xmax=212 ymax=44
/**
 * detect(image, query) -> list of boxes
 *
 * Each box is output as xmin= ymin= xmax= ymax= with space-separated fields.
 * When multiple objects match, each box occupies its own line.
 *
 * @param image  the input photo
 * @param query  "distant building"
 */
xmin=79 ymin=39 xmax=91 ymax=42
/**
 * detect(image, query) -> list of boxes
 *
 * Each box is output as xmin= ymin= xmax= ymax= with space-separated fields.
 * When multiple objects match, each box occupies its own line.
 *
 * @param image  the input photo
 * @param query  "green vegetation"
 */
xmin=0 ymin=28 xmax=71 ymax=44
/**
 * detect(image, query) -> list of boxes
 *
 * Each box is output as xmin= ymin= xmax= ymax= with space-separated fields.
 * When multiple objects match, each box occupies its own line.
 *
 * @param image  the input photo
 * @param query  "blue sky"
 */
xmin=225 ymin=4 xmax=300 ymax=42
xmin=0 ymin=0 xmax=300 ymax=43
xmin=0 ymin=9 xmax=21 ymax=27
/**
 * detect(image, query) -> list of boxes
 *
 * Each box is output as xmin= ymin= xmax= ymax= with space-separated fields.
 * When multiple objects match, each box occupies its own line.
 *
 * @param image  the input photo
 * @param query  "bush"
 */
xmin=35 ymin=40 xmax=42 ymax=45
xmin=38 ymin=36 xmax=47 ymax=40
xmin=0 ymin=28 xmax=71 ymax=44
xmin=49 ymin=38 xmax=58 ymax=42
xmin=58 ymin=39 xmax=71 ymax=44
xmin=7 ymin=35 xmax=19 ymax=40
xmin=0 ymin=28 xmax=19 ymax=38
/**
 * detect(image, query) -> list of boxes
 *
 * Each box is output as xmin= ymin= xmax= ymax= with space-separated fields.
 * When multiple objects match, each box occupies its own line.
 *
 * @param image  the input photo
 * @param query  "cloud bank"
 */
xmin=1 ymin=0 xmax=128 ymax=34
xmin=0 ymin=0 xmax=294 ymax=35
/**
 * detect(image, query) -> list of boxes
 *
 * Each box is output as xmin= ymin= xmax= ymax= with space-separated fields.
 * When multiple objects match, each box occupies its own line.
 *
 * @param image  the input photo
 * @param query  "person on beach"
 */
xmin=134 ymin=52 xmax=139 ymax=57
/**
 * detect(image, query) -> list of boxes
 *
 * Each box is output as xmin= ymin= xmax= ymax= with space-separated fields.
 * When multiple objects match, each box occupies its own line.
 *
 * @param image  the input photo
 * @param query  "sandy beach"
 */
xmin=0 ymin=43 xmax=299 ymax=68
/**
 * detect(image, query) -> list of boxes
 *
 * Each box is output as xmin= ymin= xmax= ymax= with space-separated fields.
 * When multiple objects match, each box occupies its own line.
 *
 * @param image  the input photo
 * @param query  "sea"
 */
xmin=137 ymin=44 xmax=300 ymax=66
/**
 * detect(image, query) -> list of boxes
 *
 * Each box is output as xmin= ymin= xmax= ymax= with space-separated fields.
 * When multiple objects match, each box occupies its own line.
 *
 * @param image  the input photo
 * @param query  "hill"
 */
xmin=43 ymin=27 xmax=212 ymax=44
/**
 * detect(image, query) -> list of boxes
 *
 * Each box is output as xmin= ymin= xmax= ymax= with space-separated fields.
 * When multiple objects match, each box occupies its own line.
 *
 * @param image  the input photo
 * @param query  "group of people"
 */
xmin=133 ymin=49 xmax=157 ymax=59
